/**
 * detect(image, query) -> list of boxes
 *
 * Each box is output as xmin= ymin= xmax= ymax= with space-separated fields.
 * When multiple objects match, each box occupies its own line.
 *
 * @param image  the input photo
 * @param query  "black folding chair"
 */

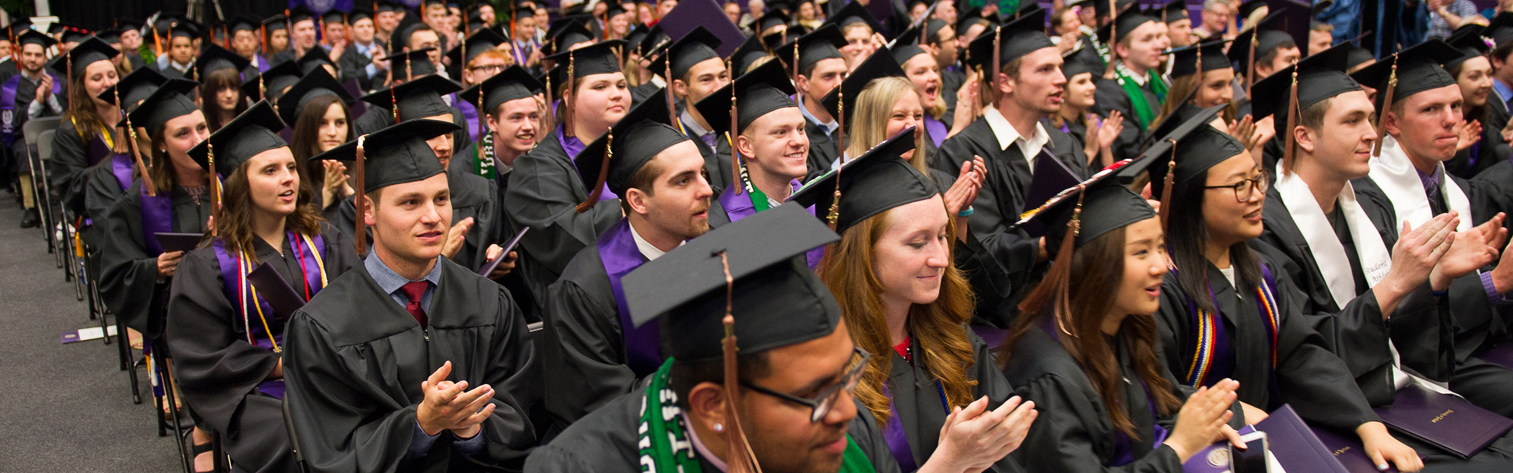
xmin=22 ymin=118 xmax=60 ymax=256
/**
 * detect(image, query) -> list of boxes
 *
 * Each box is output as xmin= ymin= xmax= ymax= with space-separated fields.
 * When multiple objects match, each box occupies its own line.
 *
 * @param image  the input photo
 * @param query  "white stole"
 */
xmin=1273 ymin=171 xmax=1392 ymax=309
xmin=1369 ymin=135 xmax=1473 ymax=234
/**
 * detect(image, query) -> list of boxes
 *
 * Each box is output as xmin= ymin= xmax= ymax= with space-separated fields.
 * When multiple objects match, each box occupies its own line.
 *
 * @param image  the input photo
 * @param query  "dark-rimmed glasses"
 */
xmin=740 ymin=347 xmax=871 ymax=423
xmin=1204 ymin=175 xmax=1268 ymax=202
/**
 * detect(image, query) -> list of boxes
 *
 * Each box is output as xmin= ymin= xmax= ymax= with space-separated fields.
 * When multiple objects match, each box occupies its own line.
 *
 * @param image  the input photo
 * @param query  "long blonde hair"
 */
xmin=845 ymin=76 xmax=930 ymax=174
xmin=819 ymin=204 xmax=978 ymax=427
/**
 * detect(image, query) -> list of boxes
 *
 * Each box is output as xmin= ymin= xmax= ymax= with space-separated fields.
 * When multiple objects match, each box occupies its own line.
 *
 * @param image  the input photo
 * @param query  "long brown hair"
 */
xmin=819 ymin=203 xmax=978 ymax=427
xmin=214 ymin=150 xmax=322 ymax=262
xmin=201 ymin=67 xmax=248 ymax=132
xmin=290 ymin=95 xmax=352 ymax=188
xmin=1004 ymin=225 xmax=1182 ymax=438
xmin=63 ymin=66 xmax=114 ymax=146
xmin=1151 ymin=70 xmax=1236 ymax=133
xmin=845 ymin=77 xmax=931 ymax=175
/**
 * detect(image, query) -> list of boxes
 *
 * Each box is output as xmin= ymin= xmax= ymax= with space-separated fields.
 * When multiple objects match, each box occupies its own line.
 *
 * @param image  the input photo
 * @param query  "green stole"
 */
xmin=1114 ymin=62 xmax=1168 ymax=129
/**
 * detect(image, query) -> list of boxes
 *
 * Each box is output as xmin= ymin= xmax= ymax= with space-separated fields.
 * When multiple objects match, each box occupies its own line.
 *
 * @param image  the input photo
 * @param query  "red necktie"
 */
xmin=399 ymin=281 xmax=430 ymax=330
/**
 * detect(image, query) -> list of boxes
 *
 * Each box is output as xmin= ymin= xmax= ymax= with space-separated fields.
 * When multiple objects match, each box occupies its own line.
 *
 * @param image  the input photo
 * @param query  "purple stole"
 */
xmin=922 ymin=115 xmax=948 ymax=149
xmin=596 ymin=219 xmax=661 ymax=376
xmin=880 ymin=347 xmax=951 ymax=473
xmin=458 ymin=97 xmax=480 ymax=143
xmin=560 ymin=125 xmax=619 ymax=199
xmin=1 ymin=72 xmax=60 ymax=147
xmin=255 ymin=54 xmax=270 ymax=73
xmin=717 ymin=183 xmax=824 ymax=268
xmin=1179 ymin=264 xmax=1282 ymax=388
xmin=210 ymin=231 xmax=328 ymax=399
xmin=971 ymin=325 xmax=1009 ymax=351
xmin=116 ymin=157 xmax=173 ymax=254
xmin=1109 ymin=378 xmax=1171 ymax=467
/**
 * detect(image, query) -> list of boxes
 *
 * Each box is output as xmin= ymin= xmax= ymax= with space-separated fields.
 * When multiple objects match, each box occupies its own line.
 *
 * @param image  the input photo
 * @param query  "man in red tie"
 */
xmin=282 ymin=118 xmax=540 ymax=472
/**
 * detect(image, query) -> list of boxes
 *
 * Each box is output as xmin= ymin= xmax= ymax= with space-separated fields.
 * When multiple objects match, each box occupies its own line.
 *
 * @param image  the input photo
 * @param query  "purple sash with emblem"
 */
xmin=1 ymin=72 xmax=61 ymax=148
xmin=211 ymin=231 xmax=328 ymax=399
xmin=597 ymin=219 xmax=661 ymax=376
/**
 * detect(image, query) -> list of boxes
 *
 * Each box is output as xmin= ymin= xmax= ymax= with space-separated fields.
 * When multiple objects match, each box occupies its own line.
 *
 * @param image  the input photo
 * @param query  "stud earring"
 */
xmin=713 ymin=423 xmax=724 ymax=433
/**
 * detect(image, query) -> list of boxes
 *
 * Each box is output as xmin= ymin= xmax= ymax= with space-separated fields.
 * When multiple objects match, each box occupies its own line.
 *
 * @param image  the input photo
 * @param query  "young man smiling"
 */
xmin=649 ymin=27 xmax=734 ymax=194
xmin=776 ymin=25 xmax=850 ymax=178
xmin=285 ymin=119 xmax=540 ymax=472
xmin=695 ymin=60 xmax=809 ymax=228
xmin=1093 ymin=11 xmax=1166 ymax=162
xmin=542 ymin=93 xmax=717 ymax=429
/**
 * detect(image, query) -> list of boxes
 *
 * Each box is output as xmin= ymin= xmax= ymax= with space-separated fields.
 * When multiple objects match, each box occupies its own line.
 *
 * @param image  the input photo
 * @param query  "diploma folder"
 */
xmin=153 ymin=232 xmax=204 ymax=253
xmin=1372 ymin=383 xmax=1513 ymax=458
xmin=245 ymin=263 xmax=308 ymax=319
xmin=1309 ymin=423 xmax=1400 ymax=472
xmin=1019 ymin=153 xmax=1083 ymax=238
xmin=477 ymin=227 xmax=529 ymax=276
xmin=1254 ymin=405 xmax=1351 ymax=473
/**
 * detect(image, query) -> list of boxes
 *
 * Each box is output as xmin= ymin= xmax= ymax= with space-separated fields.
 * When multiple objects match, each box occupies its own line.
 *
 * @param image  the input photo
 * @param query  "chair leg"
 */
xmin=159 ymin=357 xmax=193 ymax=473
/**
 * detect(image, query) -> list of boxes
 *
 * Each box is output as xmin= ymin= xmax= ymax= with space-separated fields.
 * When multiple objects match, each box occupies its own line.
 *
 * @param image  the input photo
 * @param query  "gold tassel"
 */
xmin=1282 ymin=66 xmax=1299 ymax=175
xmin=731 ymin=74 xmax=743 ymax=195
xmin=793 ymin=41 xmax=802 ymax=108
xmin=208 ymin=141 xmax=222 ymax=236
xmin=719 ymin=251 xmax=762 ymax=473
xmin=1246 ymin=29 xmax=1257 ymax=98
xmin=354 ymin=136 xmax=368 ymax=256
xmin=115 ymin=86 xmax=155 ymax=196
xmin=835 ymin=72 xmax=846 ymax=160
xmin=1018 ymin=184 xmax=1085 ymax=338
xmin=1158 ymin=141 xmax=1175 ymax=230
xmin=576 ymin=128 xmax=611 ymax=212
xmin=1372 ymin=55 xmax=1398 ymax=158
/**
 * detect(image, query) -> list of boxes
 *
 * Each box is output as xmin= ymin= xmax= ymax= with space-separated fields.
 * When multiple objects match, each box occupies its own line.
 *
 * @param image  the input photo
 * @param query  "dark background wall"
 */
xmin=42 ymin=0 xmax=287 ymax=32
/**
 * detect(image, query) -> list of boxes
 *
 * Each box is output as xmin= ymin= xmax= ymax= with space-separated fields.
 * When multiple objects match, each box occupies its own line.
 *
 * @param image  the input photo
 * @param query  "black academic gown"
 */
xmin=339 ymin=40 xmax=387 ymax=93
xmin=1445 ymin=109 xmax=1512 ymax=179
xmin=1255 ymin=187 xmax=1446 ymax=406
xmin=540 ymin=235 xmax=642 ymax=428
xmin=165 ymin=222 xmax=360 ymax=473
xmin=1092 ymin=76 xmax=1157 ymax=163
xmin=99 ymin=181 xmax=214 ymax=339
xmin=683 ymin=120 xmax=732 ymax=195
xmin=82 ymin=162 xmax=126 ymax=250
xmin=805 ymin=114 xmax=839 ymax=181
xmin=932 ymin=118 xmax=1090 ymax=327
xmin=1003 ymin=327 xmax=1242 ymax=473
xmin=502 ymin=128 xmax=620 ymax=315
xmin=282 ymin=257 xmax=540 ymax=472
xmin=1154 ymin=255 xmax=1380 ymax=434
xmin=447 ymin=164 xmax=503 ymax=270
xmin=49 ymin=118 xmax=121 ymax=217
xmin=629 ymin=81 xmax=660 ymax=105
xmin=522 ymin=392 xmax=903 ymax=473
xmin=884 ymin=331 xmax=1024 ymax=473
xmin=941 ymin=67 xmax=965 ymax=127
xmin=1351 ymin=177 xmax=1513 ymax=418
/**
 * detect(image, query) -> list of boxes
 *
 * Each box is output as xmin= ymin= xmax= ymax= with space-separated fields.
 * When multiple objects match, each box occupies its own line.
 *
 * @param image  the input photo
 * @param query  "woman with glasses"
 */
xmin=796 ymin=130 xmax=1036 ymax=473
xmin=999 ymin=137 xmax=1249 ymax=472
xmin=1149 ymin=110 xmax=1425 ymax=471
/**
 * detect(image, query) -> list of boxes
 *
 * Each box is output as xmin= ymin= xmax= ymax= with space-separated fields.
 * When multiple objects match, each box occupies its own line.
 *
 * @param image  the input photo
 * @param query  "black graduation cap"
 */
xmin=45 ymin=22 xmax=63 ymax=34
xmin=389 ymin=48 xmax=440 ymax=80
xmin=731 ymin=34 xmax=772 ymax=76
xmin=1097 ymin=11 xmax=1154 ymax=44
xmin=167 ymin=19 xmax=205 ymax=41
xmin=377 ymin=1 xmax=402 ymax=13
xmin=956 ymin=6 xmax=995 ymax=34
xmin=460 ymin=65 xmax=542 ymax=115
xmin=394 ymin=14 xmax=426 ymax=44
xmin=756 ymin=10 xmax=793 ymax=36
xmin=296 ymin=47 xmax=339 ymax=75
xmin=241 ymin=60 xmax=303 ymax=102
xmin=573 ymin=86 xmax=687 ymax=202
xmin=1160 ymin=0 xmax=1189 ymax=23
xmin=350 ymin=8 xmax=375 ymax=24
xmin=55 ymin=23 xmax=91 ymax=43
xmin=820 ymin=50 xmax=904 ymax=125
xmin=1015 ymin=158 xmax=1156 ymax=249
xmin=789 ymin=127 xmax=932 ymax=232
xmin=1167 ymin=39 xmax=1231 ymax=77
xmin=1062 ymin=46 xmax=1104 ymax=80
xmin=636 ymin=24 xmax=669 ymax=57
xmin=1250 ymin=44 xmax=1361 ymax=169
xmin=1488 ymin=12 xmax=1513 ymax=46
xmin=1225 ymin=10 xmax=1291 ymax=65
xmin=98 ymin=68 xmax=172 ymax=111
xmin=263 ymin=14 xmax=289 ymax=33
xmin=229 ymin=14 xmax=262 ymax=34
xmin=1345 ymin=46 xmax=1374 ymax=72
xmin=694 ymin=59 xmax=798 ymax=136
xmin=602 ymin=2 xmax=628 ymax=19
xmin=824 ymin=0 xmax=883 ymax=34
xmin=288 ymin=6 xmax=316 ymax=26
xmin=96 ymin=27 xmax=125 ymax=44
xmin=361 ymin=73 xmax=464 ymax=121
xmin=1237 ymin=0 xmax=1268 ymax=21
xmin=48 ymin=37 xmax=119 ymax=77
xmin=890 ymin=38 xmax=930 ymax=67
xmin=1445 ymin=23 xmax=1492 ymax=71
xmin=544 ymin=40 xmax=626 ymax=88
xmin=310 ymin=118 xmax=459 ymax=194
xmin=967 ymin=9 xmax=1054 ymax=70
xmin=277 ymin=67 xmax=357 ymax=126
xmin=1350 ymin=39 xmax=1463 ymax=111
xmin=447 ymin=27 xmax=509 ymax=66
xmin=622 ymin=202 xmax=842 ymax=364
xmin=1118 ymin=104 xmax=1231 ymax=198
xmin=127 ymin=78 xmax=202 ymax=137
xmin=197 ymin=43 xmax=252 ymax=76
xmin=16 ymin=29 xmax=56 ymax=49
xmin=646 ymin=26 xmax=724 ymax=79
xmin=187 ymin=101 xmax=288 ymax=177
xmin=547 ymin=16 xmax=595 ymax=53
xmin=772 ymin=24 xmax=847 ymax=75
xmin=1092 ymin=0 xmax=1139 ymax=22
xmin=114 ymin=17 xmax=143 ymax=33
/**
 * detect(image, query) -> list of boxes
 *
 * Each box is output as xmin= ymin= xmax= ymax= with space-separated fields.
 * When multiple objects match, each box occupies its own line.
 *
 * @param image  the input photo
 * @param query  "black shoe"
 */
xmin=19 ymin=209 xmax=39 ymax=228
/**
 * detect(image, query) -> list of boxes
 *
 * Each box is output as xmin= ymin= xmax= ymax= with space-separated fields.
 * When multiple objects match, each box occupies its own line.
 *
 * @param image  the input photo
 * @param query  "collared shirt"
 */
xmin=629 ymin=220 xmax=682 ymax=261
xmin=800 ymin=99 xmax=839 ymax=136
xmin=680 ymin=109 xmax=717 ymax=149
xmin=1415 ymin=166 xmax=1510 ymax=304
xmin=355 ymin=40 xmax=382 ymax=79
xmin=364 ymin=252 xmax=490 ymax=459
xmin=1494 ymin=78 xmax=1513 ymax=109
xmin=983 ymin=104 xmax=1050 ymax=170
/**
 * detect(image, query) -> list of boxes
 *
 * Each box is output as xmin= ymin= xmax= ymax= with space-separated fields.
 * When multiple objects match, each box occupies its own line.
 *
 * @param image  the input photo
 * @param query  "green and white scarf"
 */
xmin=737 ymin=156 xmax=773 ymax=213
xmin=1114 ymin=61 xmax=1169 ymax=130
xmin=637 ymin=359 xmax=879 ymax=473
xmin=475 ymin=132 xmax=497 ymax=180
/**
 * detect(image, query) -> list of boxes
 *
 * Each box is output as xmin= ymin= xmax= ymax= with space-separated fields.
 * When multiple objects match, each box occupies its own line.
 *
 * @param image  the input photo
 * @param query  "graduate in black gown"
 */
xmin=167 ymin=101 xmax=362 ymax=473
xmin=773 ymin=25 xmax=850 ymax=178
xmin=693 ymin=59 xmax=810 ymax=229
xmin=350 ymin=47 xmax=471 ymax=153
xmin=647 ymin=26 xmax=734 ymax=195
xmin=1442 ymin=24 xmax=1513 ymax=179
xmin=503 ymin=41 xmax=627 ymax=314
xmin=87 ymin=72 xmax=190 ymax=254
xmin=357 ymin=73 xmax=502 ymax=270
xmin=792 ymin=132 xmax=1033 ymax=473
xmin=1090 ymin=12 xmax=1167 ymax=164
xmin=242 ymin=60 xmax=302 ymax=107
xmin=1000 ymin=171 xmax=1248 ymax=473
xmin=284 ymin=119 xmax=540 ymax=472
xmin=47 ymin=38 xmax=122 ymax=222
xmin=542 ymin=93 xmax=716 ymax=428
xmin=932 ymin=12 xmax=1090 ymax=327
xmin=1341 ymin=42 xmax=1513 ymax=418
xmin=525 ymin=203 xmax=902 ymax=473
xmin=1145 ymin=106 xmax=1425 ymax=471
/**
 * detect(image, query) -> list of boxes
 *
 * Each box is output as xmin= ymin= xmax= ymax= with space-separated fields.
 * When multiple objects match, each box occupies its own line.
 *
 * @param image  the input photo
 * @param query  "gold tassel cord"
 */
xmin=576 ymin=128 xmax=612 ymax=213
xmin=1282 ymin=65 xmax=1299 ymax=175
xmin=1158 ymin=139 xmax=1175 ymax=231
xmin=116 ymin=86 xmax=155 ymax=196
xmin=719 ymin=251 xmax=762 ymax=473
xmin=1372 ymin=55 xmax=1398 ymax=158
xmin=354 ymin=135 xmax=368 ymax=256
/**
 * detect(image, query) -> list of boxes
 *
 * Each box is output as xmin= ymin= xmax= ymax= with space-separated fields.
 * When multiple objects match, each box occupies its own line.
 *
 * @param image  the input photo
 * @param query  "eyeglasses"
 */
xmin=469 ymin=64 xmax=506 ymax=74
xmin=1204 ymin=175 xmax=1268 ymax=202
xmin=740 ymin=347 xmax=871 ymax=423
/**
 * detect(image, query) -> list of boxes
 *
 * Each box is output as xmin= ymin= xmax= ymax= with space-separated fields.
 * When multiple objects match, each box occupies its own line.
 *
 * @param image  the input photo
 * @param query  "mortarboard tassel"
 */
xmin=208 ymin=141 xmax=222 ymax=236
xmin=115 ymin=86 xmax=155 ymax=197
xmin=354 ymin=135 xmax=368 ymax=256
xmin=576 ymin=128 xmax=612 ymax=213
xmin=1372 ymin=56 xmax=1398 ymax=158
xmin=825 ymin=150 xmax=842 ymax=232
xmin=1282 ymin=65 xmax=1299 ymax=174
xmin=1019 ymin=184 xmax=1085 ymax=338
xmin=666 ymin=53 xmax=680 ymax=134
xmin=563 ymin=52 xmax=577 ymax=138
xmin=1245 ymin=29 xmax=1257 ymax=98
xmin=835 ymin=73 xmax=846 ymax=161
xmin=1158 ymin=140 xmax=1175 ymax=230
xmin=545 ymin=72 xmax=557 ymax=134
xmin=477 ymin=90 xmax=488 ymax=165
xmin=992 ymin=26 xmax=1001 ymax=105
xmin=730 ymin=68 xmax=743 ymax=195
xmin=718 ymin=251 xmax=762 ymax=473
xmin=793 ymin=41 xmax=802 ymax=108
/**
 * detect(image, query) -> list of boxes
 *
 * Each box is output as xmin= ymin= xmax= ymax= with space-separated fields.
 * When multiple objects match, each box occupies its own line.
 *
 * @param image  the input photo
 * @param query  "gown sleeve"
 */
xmin=48 ymin=118 xmax=92 ymax=216
xmin=98 ymin=183 xmax=168 ymax=337
xmin=503 ymin=138 xmax=620 ymax=281
xmin=473 ymin=284 xmax=542 ymax=468
xmin=165 ymin=247 xmax=280 ymax=433
xmin=542 ymin=274 xmax=638 ymax=427
xmin=1012 ymin=372 xmax=1184 ymax=473
xmin=1092 ymin=78 xmax=1145 ymax=164
xmin=1264 ymin=258 xmax=1383 ymax=432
